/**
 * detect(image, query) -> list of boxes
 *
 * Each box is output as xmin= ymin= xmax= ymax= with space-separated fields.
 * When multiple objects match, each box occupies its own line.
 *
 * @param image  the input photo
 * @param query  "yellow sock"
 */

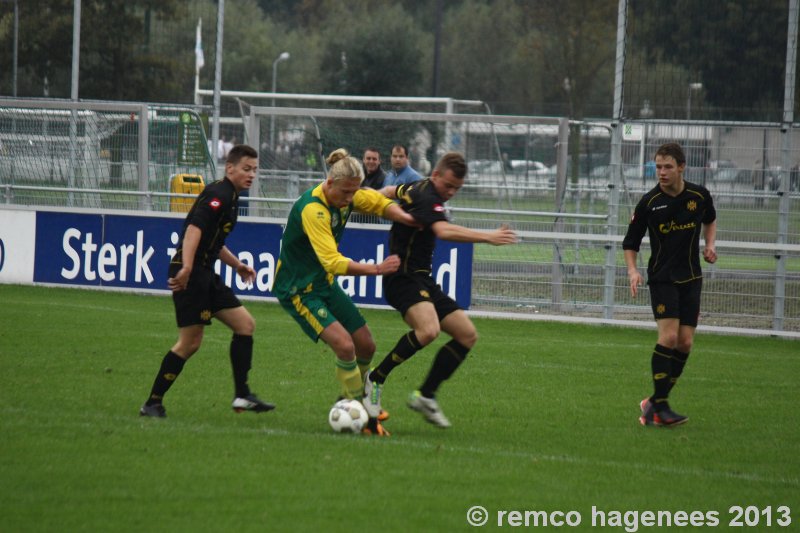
xmin=335 ymin=358 xmax=362 ymax=399
xmin=356 ymin=357 xmax=372 ymax=380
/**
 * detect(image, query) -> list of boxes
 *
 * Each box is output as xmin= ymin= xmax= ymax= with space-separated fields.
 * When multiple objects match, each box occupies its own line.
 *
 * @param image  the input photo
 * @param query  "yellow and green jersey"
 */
xmin=273 ymin=183 xmax=392 ymax=299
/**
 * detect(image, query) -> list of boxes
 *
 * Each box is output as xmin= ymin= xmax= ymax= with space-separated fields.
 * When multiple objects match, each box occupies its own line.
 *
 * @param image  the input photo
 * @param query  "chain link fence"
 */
xmin=0 ymin=100 xmax=214 ymax=212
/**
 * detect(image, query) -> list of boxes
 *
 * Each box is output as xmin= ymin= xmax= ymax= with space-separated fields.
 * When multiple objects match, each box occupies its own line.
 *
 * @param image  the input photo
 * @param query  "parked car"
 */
xmin=510 ymin=159 xmax=548 ymax=173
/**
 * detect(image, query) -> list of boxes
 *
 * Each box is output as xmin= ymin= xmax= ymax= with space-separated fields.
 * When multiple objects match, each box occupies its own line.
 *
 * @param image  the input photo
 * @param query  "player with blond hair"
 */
xmin=273 ymin=148 xmax=416 ymax=435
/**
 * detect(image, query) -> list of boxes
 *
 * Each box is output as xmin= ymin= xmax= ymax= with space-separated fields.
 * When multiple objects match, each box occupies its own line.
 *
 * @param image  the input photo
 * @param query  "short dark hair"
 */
xmin=226 ymin=144 xmax=258 ymax=165
xmin=364 ymin=147 xmax=381 ymax=157
xmin=435 ymin=152 xmax=467 ymax=179
xmin=391 ymin=144 xmax=409 ymax=157
xmin=655 ymin=142 xmax=686 ymax=166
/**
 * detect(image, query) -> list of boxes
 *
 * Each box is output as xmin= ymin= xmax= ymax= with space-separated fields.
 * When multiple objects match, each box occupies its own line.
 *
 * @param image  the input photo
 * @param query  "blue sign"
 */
xmin=32 ymin=211 xmax=473 ymax=308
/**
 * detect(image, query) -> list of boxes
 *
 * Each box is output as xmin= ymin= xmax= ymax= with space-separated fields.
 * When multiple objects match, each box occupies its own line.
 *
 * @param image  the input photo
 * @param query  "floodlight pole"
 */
xmin=67 ymin=0 xmax=81 ymax=207
xmin=211 ymin=0 xmax=224 ymax=171
xmin=270 ymin=52 xmax=290 ymax=151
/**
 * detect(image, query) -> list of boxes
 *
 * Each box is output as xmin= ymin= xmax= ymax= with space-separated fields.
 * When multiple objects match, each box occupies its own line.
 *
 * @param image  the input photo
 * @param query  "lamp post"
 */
xmin=640 ymin=99 xmax=654 ymax=186
xmin=687 ymin=82 xmax=703 ymax=120
xmin=270 ymin=51 xmax=290 ymax=151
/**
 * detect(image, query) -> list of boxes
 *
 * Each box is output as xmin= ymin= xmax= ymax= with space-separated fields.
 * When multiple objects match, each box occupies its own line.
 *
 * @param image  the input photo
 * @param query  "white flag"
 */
xmin=195 ymin=18 xmax=205 ymax=71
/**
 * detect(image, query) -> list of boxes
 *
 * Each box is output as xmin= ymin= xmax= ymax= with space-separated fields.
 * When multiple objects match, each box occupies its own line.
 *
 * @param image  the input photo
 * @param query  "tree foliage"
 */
xmin=314 ymin=1 xmax=429 ymax=97
xmin=0 ymin=0 xmax=188 ymax=100
xmin=0 ymin=0 xmax=794 ymax=121
xmin=630 ymin=0 xmax=790 ymax=120
xmin=438 ymin=1 xmax=538 ymax=114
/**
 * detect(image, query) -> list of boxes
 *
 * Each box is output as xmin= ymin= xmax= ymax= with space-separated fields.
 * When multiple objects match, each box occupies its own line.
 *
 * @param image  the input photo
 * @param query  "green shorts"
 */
xmin=278 ymin=282 xmax=366 ymax=342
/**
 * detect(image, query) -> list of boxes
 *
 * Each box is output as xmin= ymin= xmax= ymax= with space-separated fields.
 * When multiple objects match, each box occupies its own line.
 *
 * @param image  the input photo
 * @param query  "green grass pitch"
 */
xmin=0 ymin=284 xmax=797 ymax=532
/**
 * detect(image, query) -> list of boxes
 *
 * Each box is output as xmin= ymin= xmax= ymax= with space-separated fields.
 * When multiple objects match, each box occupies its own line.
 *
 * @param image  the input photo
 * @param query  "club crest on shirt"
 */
xmin=687 ymin=200 xmax=697 ymax=211
xmin=209 ymin=198 xmax=221 ymax=210
xmin=331 ymin=211 xmax=340 ymax=228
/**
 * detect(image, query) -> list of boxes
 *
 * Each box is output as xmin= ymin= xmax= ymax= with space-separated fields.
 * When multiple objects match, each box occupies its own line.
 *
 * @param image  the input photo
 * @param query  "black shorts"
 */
xmin=384 ymin=273 xmax=461 ymax=320
xmin=648 ymin=278 xmax=702 ymax=327
xmin=170 ymin=264 xmax=242 ymax=328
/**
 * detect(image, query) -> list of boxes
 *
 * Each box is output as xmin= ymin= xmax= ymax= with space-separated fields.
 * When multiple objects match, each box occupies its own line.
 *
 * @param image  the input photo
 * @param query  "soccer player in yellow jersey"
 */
xmin=273 ymin=148 xmax=416 ymax=435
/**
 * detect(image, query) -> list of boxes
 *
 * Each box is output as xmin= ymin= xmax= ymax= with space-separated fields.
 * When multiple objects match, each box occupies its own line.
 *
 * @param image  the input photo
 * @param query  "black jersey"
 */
xmin=622 ymin=181 xmax=716 ymax=284
xmin=388 ymin=179 xmax=449 ymax=274
xmin=172 ymin=177 xmax=239 ymax=270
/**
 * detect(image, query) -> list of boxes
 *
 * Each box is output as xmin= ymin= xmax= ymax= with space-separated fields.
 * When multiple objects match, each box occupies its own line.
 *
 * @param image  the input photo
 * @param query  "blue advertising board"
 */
xmin=32 ymin=212 xmax=473 ymax=308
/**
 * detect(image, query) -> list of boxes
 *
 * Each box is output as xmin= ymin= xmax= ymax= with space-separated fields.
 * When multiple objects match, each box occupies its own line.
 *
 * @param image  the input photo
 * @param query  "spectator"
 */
xmin=384 ymin=144 xmax=423 ymax=186
xmin=351 ymin=147 xmax=386 ymax=223
xmin=361 ymin=147 xmax=386 ymax=189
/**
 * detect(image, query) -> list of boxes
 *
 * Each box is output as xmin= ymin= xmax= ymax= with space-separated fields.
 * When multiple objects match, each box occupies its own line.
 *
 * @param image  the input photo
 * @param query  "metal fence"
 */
xmin=3 ymin=98 xmax=795 ymax=333
xmin=0 ymin=99 xmax=215 ymax=212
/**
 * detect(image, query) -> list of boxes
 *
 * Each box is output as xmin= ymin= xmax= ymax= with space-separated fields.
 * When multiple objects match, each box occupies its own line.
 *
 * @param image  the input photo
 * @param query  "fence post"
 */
xmin=138 ymin=104 xmax=150 ymax=211
xmin=603 ymin=0 xmax=629 ymax=319
xmin=551 ymin=117 xmax=569 ymax=310
xmin=247 ymin=111 xmax=261 ymax=216
xmin=774 ymin=0 xmax=798 ymax=331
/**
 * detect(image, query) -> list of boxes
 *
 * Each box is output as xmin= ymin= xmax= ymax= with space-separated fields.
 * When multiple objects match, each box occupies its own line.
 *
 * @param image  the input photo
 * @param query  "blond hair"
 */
xmin=326 ymin=148 xmax=364 ymax=184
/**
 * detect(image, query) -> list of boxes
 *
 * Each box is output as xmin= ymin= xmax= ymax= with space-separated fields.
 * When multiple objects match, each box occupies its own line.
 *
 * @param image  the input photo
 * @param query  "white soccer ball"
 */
xmin=328 ymin=399 xmax=368 ymax=433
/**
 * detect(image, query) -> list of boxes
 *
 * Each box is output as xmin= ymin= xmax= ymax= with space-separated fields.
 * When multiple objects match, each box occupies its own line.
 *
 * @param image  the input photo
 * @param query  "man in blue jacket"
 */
xmin=384 ymin=144 xmax=423 ymax=186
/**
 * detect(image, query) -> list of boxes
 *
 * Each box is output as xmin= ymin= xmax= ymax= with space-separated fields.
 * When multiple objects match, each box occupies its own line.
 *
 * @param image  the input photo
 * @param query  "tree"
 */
xmin=0 ymin=0 xmax=188 ymax=100
xmin=436 ymin=0 xmax=538 ymax=114
xmin=315 ymin=1 xmax=430 ymax=97
xmin=518 ymin=0 xmax=617 ymax=119
xmin=630 ymin=0 xmax=789 ymax=120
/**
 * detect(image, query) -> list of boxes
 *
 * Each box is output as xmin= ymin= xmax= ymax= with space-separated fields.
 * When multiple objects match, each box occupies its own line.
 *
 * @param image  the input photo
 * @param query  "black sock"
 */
xmin=419 ymin=339 xmax=470 ymax=398
xmin=146 ymin=351 xmax=186 ymax=405
xmin=230 ymin=334 xmax=253 ymax=398
xmin=650 ymin=344 xmax=674 ymax=410
xmin=668 ymin=350 xmax=690 ymax=393
xmin=371 ymin=331 xmax=422 ymax=384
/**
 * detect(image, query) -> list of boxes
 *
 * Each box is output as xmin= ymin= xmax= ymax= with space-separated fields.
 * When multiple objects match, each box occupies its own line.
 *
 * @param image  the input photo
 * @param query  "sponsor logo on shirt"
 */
xmin=658 ymin=220 xmax=696 ymax=234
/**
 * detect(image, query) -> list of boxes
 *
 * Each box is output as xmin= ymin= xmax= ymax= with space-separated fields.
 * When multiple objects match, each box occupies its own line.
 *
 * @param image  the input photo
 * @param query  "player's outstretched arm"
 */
xmin=383 ymin=203 xmax=419 ymax=227
xmin=431 ymin=221 xmax=517 ymax=246
xmin=345 ymin=254 xmax=401 ymax=276
xmin=378 ymin=185 xmax=399 ymax=199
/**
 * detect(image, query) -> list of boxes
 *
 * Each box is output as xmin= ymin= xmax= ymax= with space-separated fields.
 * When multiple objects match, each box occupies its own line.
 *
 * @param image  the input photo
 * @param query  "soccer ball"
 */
xmin=328 ymin=399 xmax=368 ymax=433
